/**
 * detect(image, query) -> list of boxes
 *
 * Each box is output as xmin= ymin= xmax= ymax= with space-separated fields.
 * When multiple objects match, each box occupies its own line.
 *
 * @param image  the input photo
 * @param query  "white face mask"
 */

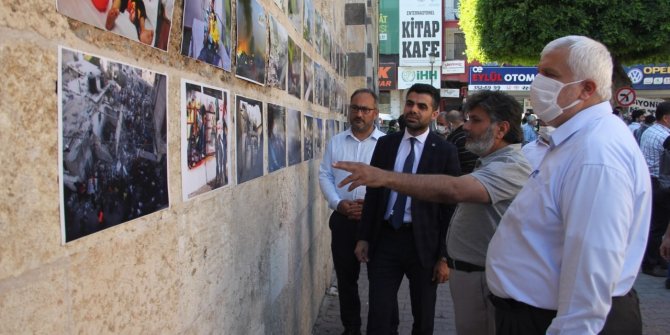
xmin=538 ymin=125 xmax=556 ymax=142
xmin=530 ymin=74 xmax=583 ymax=123
xmin=435 ymin=125 xmax=448 ymax=135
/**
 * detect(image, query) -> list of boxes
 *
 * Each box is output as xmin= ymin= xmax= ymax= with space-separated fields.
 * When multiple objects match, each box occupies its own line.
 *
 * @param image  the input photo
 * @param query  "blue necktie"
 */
xmin=391 ymin=137 xmax=416 ymax=229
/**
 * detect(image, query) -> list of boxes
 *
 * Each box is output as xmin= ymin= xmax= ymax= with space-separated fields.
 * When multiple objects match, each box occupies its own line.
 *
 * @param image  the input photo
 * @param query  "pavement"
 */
xmin=312 ymin=264 xmax=670 ymax=334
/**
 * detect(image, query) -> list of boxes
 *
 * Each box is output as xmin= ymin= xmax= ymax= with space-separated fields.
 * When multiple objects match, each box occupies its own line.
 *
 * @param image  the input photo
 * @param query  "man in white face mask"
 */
xmin=486 ymin=35 xmax=652 ymax=335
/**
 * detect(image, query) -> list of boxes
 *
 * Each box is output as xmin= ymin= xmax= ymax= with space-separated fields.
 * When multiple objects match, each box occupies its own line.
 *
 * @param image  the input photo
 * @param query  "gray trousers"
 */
xmin=449 ymin=269 xmax=496 ymax=335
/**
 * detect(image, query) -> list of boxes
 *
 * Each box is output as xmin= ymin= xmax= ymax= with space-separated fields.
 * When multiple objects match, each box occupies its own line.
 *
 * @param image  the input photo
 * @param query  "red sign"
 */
xmin=378 ymin=63 xmax=397 ymax=90
xmin=615 ymin=87 xmax=636 ymax=107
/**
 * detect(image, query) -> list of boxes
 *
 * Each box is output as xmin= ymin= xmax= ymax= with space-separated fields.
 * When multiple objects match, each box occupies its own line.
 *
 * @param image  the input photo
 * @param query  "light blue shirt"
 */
xmin=487 ymin=102 xmax=652 ymax=334
xmin=319 ymin=127 xmax=386 ymax=210
xmin=384 ymin=129 xmax=430 ymax=222
xmin=522 ymin=123 xmax=538 ymax=144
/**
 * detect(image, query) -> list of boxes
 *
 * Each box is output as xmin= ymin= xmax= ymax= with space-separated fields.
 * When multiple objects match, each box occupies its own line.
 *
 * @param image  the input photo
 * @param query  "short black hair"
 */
xmin=631 ymin=109 xmax=645 ymax=120
xmin=406 ymin=83 xmax=440 ymax=111
xmin=463 ymin=90 xmax=523 ymax=144
xmin=655 ymin=102 xmax=670 ymax=120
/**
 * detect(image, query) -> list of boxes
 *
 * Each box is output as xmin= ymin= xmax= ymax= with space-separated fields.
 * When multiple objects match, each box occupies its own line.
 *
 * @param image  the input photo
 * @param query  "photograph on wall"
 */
xmin=57 ymin=0 xmax=175 ymax=51
xmin=267 ymin=16 xmax=288 ymax=91
xmin=236 ymin=95 xmax=264 ymax=183
xmin=181 ymin=79 xmax=231 ymax=201
xmin=303 ymin=54 xmax=313 ymax=103
xmin=58 ymin=46 xmax=169 ymax=243
xmin=302 ymin=0 xmax=313 ymax=45
xmin=287 ymin=108 xmax=302 ymax=165
xmin=313 ymin=62 xmax=323 ymax=106
xmin=303 ymin=114 xmax=313 ymax=161
xmin=314 ymin=117 xmax=323 ymax=159
xmin=326 ymin=119 xmax=336 ymax=143
xmin=236 ymin=0 xmax=267 ymax=85
xmin=287 ymin=36 xmax=302 ymax=99
xmin=287 ymin=0 xmax=302 ymax=33
xmin=321 ymin=22 xmax=331 ymax=64
xmin=180 ymin=0 xmax=232 ymax=71
xmin=313 ymin=11 xmax=322 ymax=53
xmin=267 ymin=103 xmax=287 ymax=173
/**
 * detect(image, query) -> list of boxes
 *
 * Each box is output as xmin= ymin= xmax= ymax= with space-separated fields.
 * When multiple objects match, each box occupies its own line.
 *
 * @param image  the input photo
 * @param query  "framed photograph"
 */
xmin=58 ymin=46 xmax=169 ymax=243
xmin=180 ymin=0 xmax=232 ymax=71
xmin=181 ymin=79 xmax=231 ymax=200
xmin=235 ymin=0 xmax=267 ymax=85
xmin=236 ymin=95 xmax=264 ymax=183
xmin=57 ymin=0 xmax=175 ymax=51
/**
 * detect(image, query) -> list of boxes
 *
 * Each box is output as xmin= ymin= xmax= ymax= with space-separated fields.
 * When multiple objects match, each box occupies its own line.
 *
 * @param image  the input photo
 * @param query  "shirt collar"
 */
xmin=549 ymin=101 xmax=611 ymax=148
xmin=346 ymin=127 xmax=385 ymax=142
xmin=402 ymin=128 xmax=429 ymax=144
xmin=477 ymin=143 xmax=521 ymax=167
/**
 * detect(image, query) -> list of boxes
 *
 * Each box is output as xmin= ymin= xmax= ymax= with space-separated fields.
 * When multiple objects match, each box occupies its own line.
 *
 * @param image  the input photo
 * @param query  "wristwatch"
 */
xmin=439 ymin=256 xmax=448 ymax=263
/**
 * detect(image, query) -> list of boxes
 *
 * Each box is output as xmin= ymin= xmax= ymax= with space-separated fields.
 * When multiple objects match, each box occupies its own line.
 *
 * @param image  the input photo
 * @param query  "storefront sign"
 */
xmin=397 ymin=66 xmax=440 ymax=89
xmin=379 ymin=63 xmax=398 ymax=90
xmin=625 ymin=64 xmax=670 ymax=90
xmin=468 ymin=66 xmax=537 ymax=91
xmin=399 ymin=1 xmax=442 ymax=66
xmin=442 ymin=60 xmax=465 ymax=74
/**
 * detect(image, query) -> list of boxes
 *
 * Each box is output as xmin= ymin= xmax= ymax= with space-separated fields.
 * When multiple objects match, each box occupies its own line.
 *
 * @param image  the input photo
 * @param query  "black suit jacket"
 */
xmin=358 ymin=131 xmax=460 ymax=268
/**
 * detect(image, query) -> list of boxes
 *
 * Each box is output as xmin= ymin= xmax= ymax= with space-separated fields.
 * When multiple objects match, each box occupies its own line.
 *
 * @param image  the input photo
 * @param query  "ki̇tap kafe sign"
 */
xmin=399 ymin=0 xmax=442 ymax=67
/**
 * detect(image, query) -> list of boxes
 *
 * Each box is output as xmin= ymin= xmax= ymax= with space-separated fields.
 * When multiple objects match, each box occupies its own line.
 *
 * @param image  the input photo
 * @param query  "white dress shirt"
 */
xmin=384 ymin=129 xmax=430 ymax=223
xmin=319 ymin=127 xmax=386 ymax=210
xmin=486 ymin=102 xmax=652 ymax=334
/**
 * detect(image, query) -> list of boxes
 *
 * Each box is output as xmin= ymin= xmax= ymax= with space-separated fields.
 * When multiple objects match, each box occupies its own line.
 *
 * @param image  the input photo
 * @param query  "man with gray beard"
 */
xmin=334 ymin=90 xmax=531 ymax=335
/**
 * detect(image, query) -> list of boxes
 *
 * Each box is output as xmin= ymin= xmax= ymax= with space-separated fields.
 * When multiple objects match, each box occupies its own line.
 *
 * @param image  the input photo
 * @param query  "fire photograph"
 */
xmin=58 ymin=46 xmax=169 ymax=243
xmin=236 ymin=0 xmax=267 ymax=85
xmin=180 ymin=0 xmax=232 ymax=71
xmin=236 ymin=95 xmax=264 ymax=183
xmin=57 ymin=0 xmax=175 ymax=51
xmin=181 ymin=80 xmax=231 ymax=201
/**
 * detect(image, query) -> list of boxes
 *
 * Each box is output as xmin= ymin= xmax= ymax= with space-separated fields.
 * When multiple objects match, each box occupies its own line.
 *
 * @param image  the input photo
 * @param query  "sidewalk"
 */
xmin=312 ymin=264 xmax=670 ymax=334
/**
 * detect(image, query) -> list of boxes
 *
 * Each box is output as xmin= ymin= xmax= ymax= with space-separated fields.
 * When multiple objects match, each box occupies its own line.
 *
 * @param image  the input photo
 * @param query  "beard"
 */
xmin=464 ymin=125 xmax=495 ymax=157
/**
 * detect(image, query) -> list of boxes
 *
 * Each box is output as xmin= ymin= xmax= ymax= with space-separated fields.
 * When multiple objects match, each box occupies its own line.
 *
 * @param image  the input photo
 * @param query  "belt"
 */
xmin=488 ymin=294 xmax=558 ymax=313
xmin=446 ymin=257 xmax=485 ymax=272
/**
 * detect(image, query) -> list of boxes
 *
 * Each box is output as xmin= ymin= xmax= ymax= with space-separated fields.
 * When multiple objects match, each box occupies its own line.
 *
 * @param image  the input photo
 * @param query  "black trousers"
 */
xmin=491 ymin=289 xmax=642 ymax=335
xmin=644 ymin=178 xmax=670 ymax=269
xmin=330 ymin=211 xmax=362 ymax=331
xmin=366 ymin=225 xmax=436 ymax=335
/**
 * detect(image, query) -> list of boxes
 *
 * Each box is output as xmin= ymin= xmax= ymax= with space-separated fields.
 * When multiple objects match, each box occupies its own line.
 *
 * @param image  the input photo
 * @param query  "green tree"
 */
xmin=459 ymin=0 xmax=670 ymax=86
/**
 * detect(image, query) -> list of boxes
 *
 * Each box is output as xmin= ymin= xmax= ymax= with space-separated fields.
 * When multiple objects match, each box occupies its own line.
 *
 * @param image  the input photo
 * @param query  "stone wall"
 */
xmin=0 ymin=0 xmax=376 ymax=333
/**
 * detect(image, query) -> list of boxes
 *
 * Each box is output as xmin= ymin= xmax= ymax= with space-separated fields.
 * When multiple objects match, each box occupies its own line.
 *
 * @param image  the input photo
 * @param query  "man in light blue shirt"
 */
xmin=522 ymin=113 xmax=538 ymax=145
xmin=319 ymin=88 xmax=386 ymax=335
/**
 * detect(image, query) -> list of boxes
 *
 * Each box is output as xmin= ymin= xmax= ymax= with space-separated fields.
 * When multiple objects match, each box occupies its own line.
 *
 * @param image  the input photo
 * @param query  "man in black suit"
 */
xmin=355 ymin=83 xmax=460 ymax=334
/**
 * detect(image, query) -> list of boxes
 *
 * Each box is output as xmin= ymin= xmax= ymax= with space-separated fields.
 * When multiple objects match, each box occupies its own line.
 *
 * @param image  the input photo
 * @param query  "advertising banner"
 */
xmin=379 ymin=0 xmax=399 ymax=54
xmin=625 ymin=64 xmax=670 ymax=90
xmin=399 ymin=0 xmax=441 ymax=66
xmin=379 ymin=63 xmax=398 ymax=90
xmin=398 ymin=66 xmax=439 ymax=89
xmin=468 ymin=66 xmax=537 ymax=91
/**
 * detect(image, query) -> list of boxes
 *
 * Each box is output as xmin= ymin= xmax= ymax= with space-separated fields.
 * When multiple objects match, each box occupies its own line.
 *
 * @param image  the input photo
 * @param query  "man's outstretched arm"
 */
xmin=334 ymin=161 xmax=489 ymax=204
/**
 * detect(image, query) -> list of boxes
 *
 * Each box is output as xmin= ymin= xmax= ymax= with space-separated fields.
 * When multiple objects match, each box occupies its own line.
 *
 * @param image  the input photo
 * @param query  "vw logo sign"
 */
xmin=627 ymin=68 xmax=643 ymax=84
xmin=402 ymin=70 xmax=415 ymax=82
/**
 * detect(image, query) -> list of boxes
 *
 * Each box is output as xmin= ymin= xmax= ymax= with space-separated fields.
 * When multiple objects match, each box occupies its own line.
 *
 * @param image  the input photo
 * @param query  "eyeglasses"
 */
xmin=349 ymin=105 xmax=376 ymax=115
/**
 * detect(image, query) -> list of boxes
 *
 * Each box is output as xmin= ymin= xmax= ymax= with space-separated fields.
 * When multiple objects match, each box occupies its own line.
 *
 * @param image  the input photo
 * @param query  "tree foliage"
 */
xmin=460 ymin=0 xmax=670 ymax=66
